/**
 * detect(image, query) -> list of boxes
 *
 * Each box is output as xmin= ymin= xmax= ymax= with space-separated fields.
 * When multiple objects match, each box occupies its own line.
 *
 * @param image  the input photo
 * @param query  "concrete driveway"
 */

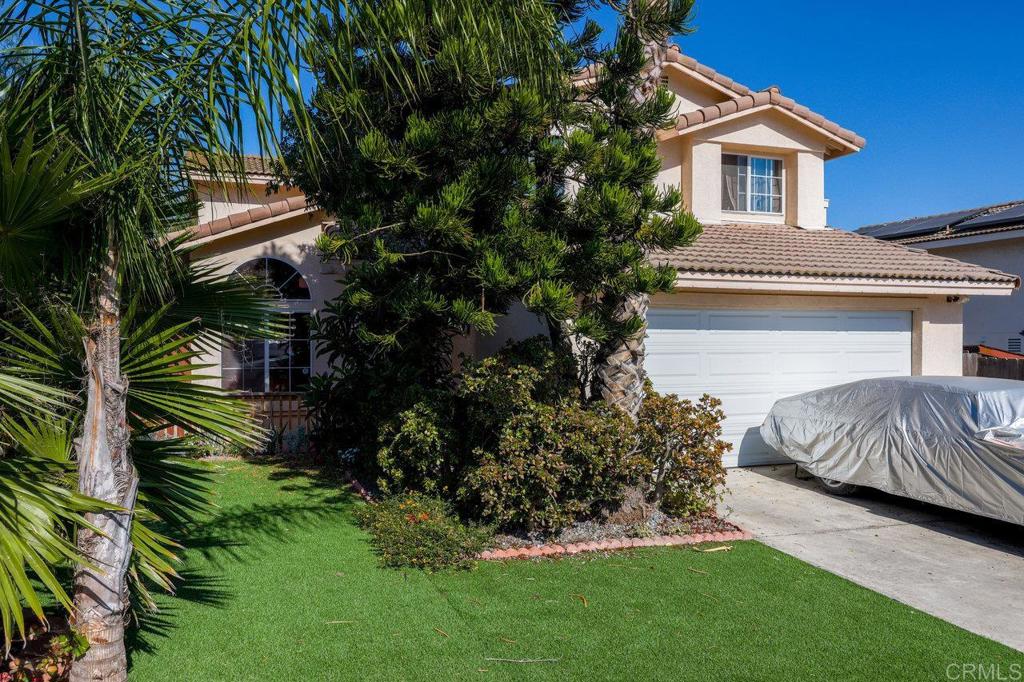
xmin=723 ymin=465 xmax=1024 ymax=652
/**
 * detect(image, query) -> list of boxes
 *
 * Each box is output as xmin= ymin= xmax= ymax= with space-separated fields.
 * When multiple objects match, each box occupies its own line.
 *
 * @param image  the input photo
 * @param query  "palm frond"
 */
xmin=121 ymin=314 xmax=265 ymax=448
xmin=0 ymin=447 xmax=108 ymax=651
xmin=165 ymin=258 xmax=288 ymax=349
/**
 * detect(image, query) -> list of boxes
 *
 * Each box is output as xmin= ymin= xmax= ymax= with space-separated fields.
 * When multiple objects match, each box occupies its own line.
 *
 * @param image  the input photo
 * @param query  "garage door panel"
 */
xmin=706 ymin=352 xmax=774 ymax=377
xmin=646 ymin=311 xmax=701 ymax=331
xmin=846 ymin=311 xmax=909 ymax=331
xmin=776 ymin=312 xmax=844 ymax=332
xmin=845 ymin=349 xmax=910 ymax=375
xmin=644 ymin=352 xmax=700 ymax=379
xmin=646 ymin=307 xmax=912 ymax=467
xmin=706 ymin=311 xmax=774 ymax=332
xmin=776 ymin=351 xmax=843 ymax=375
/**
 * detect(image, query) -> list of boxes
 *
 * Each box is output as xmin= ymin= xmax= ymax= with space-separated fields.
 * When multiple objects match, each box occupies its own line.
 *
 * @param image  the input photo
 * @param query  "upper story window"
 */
xmin=222 ymin=258 xmax=312 ymax=394
xmin=722 ymin=154 xmax=783 ymax=214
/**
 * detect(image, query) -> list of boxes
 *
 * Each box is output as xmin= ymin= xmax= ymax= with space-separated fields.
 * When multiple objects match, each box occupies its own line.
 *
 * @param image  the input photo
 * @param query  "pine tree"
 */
xmin=540 ymin=0 xmax=702 ymax=418
xmin=280 ymin=0 xmax=583 ymax=453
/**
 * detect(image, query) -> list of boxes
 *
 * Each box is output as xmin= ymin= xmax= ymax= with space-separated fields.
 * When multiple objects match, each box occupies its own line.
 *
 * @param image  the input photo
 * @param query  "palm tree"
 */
xmin=0 ymin=1 xmax=313 ymax=678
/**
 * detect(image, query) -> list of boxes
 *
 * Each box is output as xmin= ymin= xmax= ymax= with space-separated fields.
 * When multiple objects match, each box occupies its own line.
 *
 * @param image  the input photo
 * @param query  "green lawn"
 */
xmin=127 ymin=460 xmax=1023 ymax=681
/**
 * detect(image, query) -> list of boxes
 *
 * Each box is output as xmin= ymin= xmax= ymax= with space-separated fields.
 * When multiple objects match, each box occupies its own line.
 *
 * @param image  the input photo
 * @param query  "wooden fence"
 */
xmin=963 ymin=352 xmax=1024 ymax=380
xmin=239 ymin=392 xmax=311 ymax=453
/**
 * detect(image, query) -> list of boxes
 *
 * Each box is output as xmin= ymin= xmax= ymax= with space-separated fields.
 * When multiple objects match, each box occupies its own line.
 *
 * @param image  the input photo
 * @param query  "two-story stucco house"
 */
xmin=857 ymin=201 xmax=1024 ymax=354
xmin=185 ymin=48 xmax=1019 ymax=466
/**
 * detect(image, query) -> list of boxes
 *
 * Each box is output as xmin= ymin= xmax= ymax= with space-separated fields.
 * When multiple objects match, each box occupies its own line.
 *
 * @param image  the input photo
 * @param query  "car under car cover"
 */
xmin=760 ymin=376 xmax=1024 ymax=526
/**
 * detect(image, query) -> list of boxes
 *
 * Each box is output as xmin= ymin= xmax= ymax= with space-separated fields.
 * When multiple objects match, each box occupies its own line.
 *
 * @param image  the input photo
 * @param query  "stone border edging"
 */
xmin=478 ymin=529 xmax=754 ymax=560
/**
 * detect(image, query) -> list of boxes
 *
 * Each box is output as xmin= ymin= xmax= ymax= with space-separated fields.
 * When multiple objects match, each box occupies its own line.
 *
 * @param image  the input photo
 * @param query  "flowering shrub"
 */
xmin=2 ymin=619 xmax=88 ymax=682
xmin=466 ymin=401 xmax=636 ymax=532
xmin=634 ymin=382 xmax=730 ymax=516
xmin=354 ymin=493 xmax=490 ymax=571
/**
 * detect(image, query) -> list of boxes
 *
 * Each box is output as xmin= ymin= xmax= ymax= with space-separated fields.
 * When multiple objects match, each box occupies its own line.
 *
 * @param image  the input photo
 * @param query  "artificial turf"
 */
xmin=126 ymin=460 xmax=1023 ymax=681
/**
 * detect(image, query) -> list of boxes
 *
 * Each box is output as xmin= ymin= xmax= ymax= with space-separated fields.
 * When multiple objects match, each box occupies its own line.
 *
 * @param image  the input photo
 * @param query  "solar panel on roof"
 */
xmin=955 ymin=202 xmax=1024 ymax=230
xmin=856 ymin=207 xmax=985 ymax=239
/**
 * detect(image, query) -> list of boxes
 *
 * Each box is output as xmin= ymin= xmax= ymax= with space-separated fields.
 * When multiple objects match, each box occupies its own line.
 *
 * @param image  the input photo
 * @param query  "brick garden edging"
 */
xmin=346 ymin=476 xmax=753 ymax=561
xmin=478 ymin=529 xmax=754 ymax=561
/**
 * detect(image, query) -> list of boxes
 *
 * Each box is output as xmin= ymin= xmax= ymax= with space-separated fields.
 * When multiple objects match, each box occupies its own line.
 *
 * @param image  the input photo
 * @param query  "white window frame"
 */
xmin=223 ymin=258 xmax=314 ymax=394
xmin=721 ymin=153 xmax=785 ymax=216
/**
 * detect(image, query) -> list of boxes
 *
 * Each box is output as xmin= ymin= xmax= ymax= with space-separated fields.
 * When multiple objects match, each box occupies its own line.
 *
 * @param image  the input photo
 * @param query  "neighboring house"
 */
xmin=857 ymin=201 xmax=1024 ymax=353
xmin=184 ymin=48 xmax=1019 ymax=467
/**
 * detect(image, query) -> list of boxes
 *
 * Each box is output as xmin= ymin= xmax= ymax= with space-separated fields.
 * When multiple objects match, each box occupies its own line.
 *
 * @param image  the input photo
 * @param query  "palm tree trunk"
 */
xmin=71 ymin=248 xmax=137 ymax=682
xmin=594 ymin=292 xmax=649 ymax=420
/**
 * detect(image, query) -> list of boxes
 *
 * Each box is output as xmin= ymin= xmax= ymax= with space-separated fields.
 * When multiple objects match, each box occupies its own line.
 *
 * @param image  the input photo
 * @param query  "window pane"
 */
xmin=242 ymin=368 xmax=265 ymax=393
xmin=291 ymin=341 xmax=311 ymax=368
xmin=265 ymin=259 xmax=311 ymax=300
xmin=290 ymin=368 xmax=311 ymax=391
xmin=291 ymin=313 xmax=311 ymax=339
xmin=268 ymin=341 xmax=290 ymax=368
xmin=222 ymin=369 xmax=242 ymax=391
xmin=268 ymin=369 xmax=290 ymax=392
xmin=721 ymin=154 xmax=743 ymax=211
xmin=243 ymin=339 xmax=265 ymax=365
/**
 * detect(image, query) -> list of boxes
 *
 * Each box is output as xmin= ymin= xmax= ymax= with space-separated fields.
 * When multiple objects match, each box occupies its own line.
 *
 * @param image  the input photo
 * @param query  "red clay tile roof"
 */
xmin=967 ymin=344 xmax=1024 ymax=360
xmin=188 ymin=195 xmax=312 ymax=241
xmin=576 ymin=47 xmax=864 ymax=151
xmin=671 ymin=86 xmax=865 ymax=149
xmin=651 ymin=223 xmax=1019 ymax=285
xmin=186 ymin=152 xmax=275 ymax=176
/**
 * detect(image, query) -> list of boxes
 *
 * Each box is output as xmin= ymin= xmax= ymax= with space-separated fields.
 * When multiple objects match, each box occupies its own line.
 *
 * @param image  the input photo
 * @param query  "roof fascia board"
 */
xmin=673 ymin=272 xmax=1018 ymax=296
xmin=184 ymin=206 xmax=319 ymax=247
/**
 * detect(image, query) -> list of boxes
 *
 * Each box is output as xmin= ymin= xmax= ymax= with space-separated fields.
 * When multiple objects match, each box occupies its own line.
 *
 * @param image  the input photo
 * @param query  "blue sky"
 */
xmin=614 ymin=0 xmax=1024 ymax=229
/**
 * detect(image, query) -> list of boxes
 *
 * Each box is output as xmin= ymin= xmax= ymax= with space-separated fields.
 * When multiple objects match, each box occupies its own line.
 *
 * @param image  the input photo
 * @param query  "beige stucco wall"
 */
xmin=660 ymin=72 xmax=832 ymax=230
xmin=667 ymin=111 xmax=829 ymax=229
xmin=926 ymin=238 xmax=1024 ymax=351
xmin=190 ymin=211 xmax=343 ymax=386
xmin=663 ymin=66 xmax=725 ymax=115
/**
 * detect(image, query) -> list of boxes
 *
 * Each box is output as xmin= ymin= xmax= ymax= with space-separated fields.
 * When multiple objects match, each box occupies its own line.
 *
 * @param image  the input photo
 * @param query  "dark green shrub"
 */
xmin=634 ymin=382 xmax=730 ymax=517
xmin=354 ymin=493 xmax=490 ymax=571
xmin=374 ymin=337 xmax=577 ymax=504
xmin=466 ymin=400 xmax=636 ymax=532
xmin=375 ymin=393 xmax=458 ymax=497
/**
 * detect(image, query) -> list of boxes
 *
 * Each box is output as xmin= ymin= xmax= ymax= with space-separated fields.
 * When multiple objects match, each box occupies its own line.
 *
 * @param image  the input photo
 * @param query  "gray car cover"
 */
xmin=760 ymin=376 xmax=1024 ymax=526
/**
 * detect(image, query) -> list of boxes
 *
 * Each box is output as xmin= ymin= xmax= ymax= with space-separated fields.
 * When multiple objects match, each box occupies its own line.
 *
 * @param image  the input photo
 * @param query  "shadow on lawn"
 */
xmin=126 ymin=457 xmax=360 ymax=662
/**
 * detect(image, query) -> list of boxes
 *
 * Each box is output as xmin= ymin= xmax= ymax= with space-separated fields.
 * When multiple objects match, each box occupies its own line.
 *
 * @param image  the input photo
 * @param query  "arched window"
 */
xmin=222 ymin=258 xmax=313 ymax=393
xmin=233 ymin=257 xmax=311 ymax=300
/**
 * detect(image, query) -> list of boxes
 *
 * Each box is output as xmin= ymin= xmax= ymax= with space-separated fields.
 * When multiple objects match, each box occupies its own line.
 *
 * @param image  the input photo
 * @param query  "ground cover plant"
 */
xmin=354 ymin=493 xmax=490 ymax=570
xmin=126 ymin=460 xmax=1024 ymax=681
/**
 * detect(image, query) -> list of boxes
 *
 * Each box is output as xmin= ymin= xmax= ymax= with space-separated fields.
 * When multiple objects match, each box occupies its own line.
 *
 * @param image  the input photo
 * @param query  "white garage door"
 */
xmin=645 ymin=308 xmax=912 ymax=467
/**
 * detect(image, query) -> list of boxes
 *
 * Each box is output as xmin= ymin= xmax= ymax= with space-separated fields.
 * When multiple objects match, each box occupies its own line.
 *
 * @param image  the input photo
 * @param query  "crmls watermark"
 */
xmin=946 ymin=663 xmax=1023 ymax=681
